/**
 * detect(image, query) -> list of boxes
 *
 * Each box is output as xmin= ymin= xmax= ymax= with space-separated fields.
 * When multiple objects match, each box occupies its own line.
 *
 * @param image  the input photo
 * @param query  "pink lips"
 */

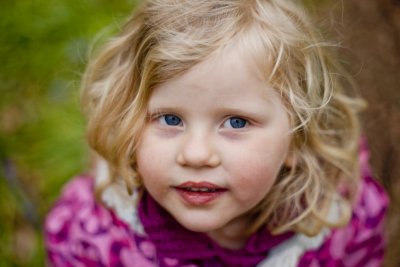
xmin=174 ymin=182 xmax=226 ymax=205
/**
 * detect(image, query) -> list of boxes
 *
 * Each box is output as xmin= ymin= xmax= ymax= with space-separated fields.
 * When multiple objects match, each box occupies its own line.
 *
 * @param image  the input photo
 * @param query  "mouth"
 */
xmin=176 ymin=181 xmax=225 ymax=192
xmin=179 ymin=187 xmax=219 ymax=192
xmin=174 ymin=182 xmax=227 ymax=205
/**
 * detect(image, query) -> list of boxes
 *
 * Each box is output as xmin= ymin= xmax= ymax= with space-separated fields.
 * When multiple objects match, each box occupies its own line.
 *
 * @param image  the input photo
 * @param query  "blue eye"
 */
xmin=160 ymin=114 xmax=182 ymax=126
xmin=224 ymin=117 xmax=247 ymax=128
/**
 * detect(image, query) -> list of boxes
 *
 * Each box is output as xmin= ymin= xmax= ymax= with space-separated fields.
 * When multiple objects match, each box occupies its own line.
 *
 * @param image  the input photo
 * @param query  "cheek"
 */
xmin=136 ymin=151 xmax=166 ymax=196
xmin=136 ymin=131 xmax=178 ymax=195
xmin=230 ymin=142 xmax=289 ymax=199
xmin=136 ymin=138 xmax=163 ymax=184
xmin=235 ymin=158 xmax=280 ymax=191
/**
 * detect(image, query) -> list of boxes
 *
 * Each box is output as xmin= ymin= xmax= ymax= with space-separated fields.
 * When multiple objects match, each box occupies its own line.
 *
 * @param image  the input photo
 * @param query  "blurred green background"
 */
xmin=0 ymin=1 xmax=136 ymax=266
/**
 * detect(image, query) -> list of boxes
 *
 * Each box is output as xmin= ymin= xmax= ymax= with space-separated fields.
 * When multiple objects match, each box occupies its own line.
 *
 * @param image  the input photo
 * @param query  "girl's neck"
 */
xmin=206 ymin=215 xmax=252 ymax=250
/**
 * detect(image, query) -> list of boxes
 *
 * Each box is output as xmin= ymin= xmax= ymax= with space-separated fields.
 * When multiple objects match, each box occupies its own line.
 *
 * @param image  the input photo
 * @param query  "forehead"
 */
xmin=147 ymin=38 xmax=284 ymax=115
xmin=152 ymin=35 xmax=275 ymax=99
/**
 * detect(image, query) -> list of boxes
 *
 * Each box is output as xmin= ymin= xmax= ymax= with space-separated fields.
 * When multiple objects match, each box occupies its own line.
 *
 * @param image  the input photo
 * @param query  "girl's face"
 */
xmin=136 ymin=41 xmax=292 ymax=247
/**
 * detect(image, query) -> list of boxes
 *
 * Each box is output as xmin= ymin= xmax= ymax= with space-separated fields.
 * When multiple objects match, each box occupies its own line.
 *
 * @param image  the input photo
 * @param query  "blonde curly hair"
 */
xmin=81 ymin=0 xmax=364 ymax=237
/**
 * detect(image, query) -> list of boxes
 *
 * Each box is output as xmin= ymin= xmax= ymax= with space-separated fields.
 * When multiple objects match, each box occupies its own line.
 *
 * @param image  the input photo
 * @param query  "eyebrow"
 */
xmin=212 ymin=106 xmax=271 ymax=119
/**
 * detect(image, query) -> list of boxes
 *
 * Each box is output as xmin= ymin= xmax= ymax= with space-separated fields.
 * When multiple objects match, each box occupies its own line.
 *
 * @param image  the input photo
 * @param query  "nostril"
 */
xmin=176 ymin=132 xmax=221 ymax=168
xmin=176 ymin=146 xmax=221 ymax=168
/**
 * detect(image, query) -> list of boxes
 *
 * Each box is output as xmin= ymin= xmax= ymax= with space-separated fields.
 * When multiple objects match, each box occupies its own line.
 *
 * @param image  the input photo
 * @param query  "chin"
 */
xmin=173 ymin=214 xmax=225 ymax=233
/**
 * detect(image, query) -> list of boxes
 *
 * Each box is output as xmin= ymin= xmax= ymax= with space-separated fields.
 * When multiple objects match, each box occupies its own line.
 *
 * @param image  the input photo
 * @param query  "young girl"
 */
xmin=45 ymin=0 xmax=389 ymax=266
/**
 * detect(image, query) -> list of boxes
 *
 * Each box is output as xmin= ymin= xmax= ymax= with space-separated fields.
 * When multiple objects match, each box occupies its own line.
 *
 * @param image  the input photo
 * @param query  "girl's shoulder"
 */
xmin=259 ymin=174 xmax=388 ymax=267
xmin=298 ymin=175 xmax=389 ymax=267
xmin=265 ymin=140 xmax=389 ymax=267
xmin=44 ymin=176 xmax=157 ymax=267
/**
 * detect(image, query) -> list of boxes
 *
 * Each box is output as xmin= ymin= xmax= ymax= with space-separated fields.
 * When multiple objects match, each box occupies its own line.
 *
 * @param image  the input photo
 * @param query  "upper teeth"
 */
xmin=185 ymin=187 xmax=217 ymax=192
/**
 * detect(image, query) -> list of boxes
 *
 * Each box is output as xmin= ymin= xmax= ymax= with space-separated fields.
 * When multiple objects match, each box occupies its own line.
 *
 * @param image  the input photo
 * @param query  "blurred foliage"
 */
xmin=0 ymin=0 xmax=136 ymax=266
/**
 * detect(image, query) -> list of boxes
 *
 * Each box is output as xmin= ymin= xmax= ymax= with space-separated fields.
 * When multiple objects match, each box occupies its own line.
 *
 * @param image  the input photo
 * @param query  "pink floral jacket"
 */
xmin=45 ymin=150 xmax=388 ymax=267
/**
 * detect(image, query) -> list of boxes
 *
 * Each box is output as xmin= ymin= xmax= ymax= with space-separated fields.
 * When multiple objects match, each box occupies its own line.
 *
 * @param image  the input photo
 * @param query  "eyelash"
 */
xmin=222 ymin=117 xmax=248 ymax=129
xmin=150 ymin=112 xmax=249 ymax=129
xmin=158 ymin=114 xmax=182 ymax=126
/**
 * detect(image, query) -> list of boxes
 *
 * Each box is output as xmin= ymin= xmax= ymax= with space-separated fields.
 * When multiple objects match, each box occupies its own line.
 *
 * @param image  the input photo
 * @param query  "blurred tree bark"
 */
xmin=315 ymin=0 xmax=400 ymax=266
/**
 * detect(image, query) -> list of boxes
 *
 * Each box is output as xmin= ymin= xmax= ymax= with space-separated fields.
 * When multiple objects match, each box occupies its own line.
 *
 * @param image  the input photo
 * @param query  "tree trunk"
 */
xmin=314 ymin=0 xmax=400 ymax=266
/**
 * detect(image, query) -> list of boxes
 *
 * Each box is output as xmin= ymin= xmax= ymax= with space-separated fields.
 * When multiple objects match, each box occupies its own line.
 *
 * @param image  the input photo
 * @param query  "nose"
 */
xmin=177 ymin=131 xmax=221 ymax=168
